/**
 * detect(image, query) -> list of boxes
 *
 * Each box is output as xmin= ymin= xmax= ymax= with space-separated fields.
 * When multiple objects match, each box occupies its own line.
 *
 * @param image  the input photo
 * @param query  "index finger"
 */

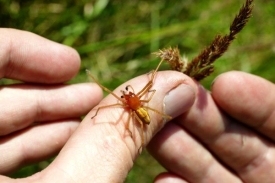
xmin=0 ymin=28 xmax=80 ymax=83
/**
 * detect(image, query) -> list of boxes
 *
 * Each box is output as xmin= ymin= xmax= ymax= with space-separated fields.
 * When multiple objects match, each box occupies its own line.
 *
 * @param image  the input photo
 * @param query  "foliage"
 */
xmin=1 ymin=0 xmax=275 ymax=182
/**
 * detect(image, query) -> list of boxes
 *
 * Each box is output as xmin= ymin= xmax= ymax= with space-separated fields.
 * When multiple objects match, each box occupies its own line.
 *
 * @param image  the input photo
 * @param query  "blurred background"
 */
xmin=1 ymin=0 xmax=275 ymax=182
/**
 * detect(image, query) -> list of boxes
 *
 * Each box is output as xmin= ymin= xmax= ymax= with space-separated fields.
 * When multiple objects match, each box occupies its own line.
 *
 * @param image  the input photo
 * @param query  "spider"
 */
xmin=86 ymin=58 xmax=172 ymax=150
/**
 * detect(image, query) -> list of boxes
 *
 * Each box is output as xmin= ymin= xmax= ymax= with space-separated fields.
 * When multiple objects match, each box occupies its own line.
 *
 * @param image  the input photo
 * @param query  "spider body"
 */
xmin=86 ymin=58 xmax=171 ymax=150
xmin=121 ymin=88 xmax=150 ymax=125
xmin=122 ymin=91 xmax=141 ymax=111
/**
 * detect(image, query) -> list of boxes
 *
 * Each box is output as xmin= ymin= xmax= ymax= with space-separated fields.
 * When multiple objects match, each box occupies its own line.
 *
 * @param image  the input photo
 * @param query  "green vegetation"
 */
xmin=1 ymin=0 xmax=275 ymax=182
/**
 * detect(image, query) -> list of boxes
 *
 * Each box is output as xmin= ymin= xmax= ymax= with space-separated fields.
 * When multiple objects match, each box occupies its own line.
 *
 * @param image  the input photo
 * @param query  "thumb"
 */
xmin=3 ymin=71 xmax=195 ymax=183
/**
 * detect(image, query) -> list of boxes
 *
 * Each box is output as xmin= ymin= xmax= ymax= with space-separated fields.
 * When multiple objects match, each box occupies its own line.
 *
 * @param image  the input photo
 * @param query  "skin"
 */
xmin=0 ymin=28 xmax=275 ymax=183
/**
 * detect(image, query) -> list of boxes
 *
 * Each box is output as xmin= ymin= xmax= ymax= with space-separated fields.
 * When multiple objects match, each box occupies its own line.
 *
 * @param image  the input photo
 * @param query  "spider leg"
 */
xmin=86 ymin=70 xmax=124 ymax=102
xmin=91 ymin=103 xmax=125 ymax=119
xmin=125 ymin=85 xmax=135 ymax=93
xmin=136 ymin=81 xmax=153 ymax=98
xmin=125 ymin=110 xmax=133 ymax=138
xmin=133 ymin=112 xmax=145 ymax=153
xmin=143 ymin=106 xmax=172 ymax=120
xmin=139 ymin=89 xmax=156 ymax=103
xmin=136 ymin=58 xmax=165 ymax=98
xmin=149 ymin=57 xmax=165 ymax=81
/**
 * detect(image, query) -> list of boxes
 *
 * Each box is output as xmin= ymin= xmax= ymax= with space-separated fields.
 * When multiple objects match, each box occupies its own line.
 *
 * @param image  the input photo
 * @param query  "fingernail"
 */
xmin=164 ymin=84 xmax=195 ymax=118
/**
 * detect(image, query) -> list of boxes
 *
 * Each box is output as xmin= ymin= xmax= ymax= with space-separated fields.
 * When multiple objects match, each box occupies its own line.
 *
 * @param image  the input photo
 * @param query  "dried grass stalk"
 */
xmin=154 ymin=0 xmax=254 ymax=81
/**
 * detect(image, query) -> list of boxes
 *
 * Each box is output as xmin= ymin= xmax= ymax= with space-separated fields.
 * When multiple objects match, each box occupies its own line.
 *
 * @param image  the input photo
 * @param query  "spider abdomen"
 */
xmin=136 ymin=107 xmax=150 ymax=124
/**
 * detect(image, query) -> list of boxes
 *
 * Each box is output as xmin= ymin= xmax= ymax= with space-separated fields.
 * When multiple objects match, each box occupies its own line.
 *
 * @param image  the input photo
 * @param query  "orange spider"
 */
xmin=86 ymin=58 xmax=172 ymax=150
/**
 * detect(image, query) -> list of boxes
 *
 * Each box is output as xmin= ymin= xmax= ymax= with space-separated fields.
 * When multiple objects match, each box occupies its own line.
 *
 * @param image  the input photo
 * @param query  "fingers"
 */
xmin=154 ymin=172 xmax=190 ymax=183
xmin=83 ymin=70 xmax=195 ymax=155
xmin=0 ymin=120 xmax=79 ymax=175
xmin=22 ymin=71 xmax=195 ymax=183
xmin=212 ymin=71 xmax=275 ymax=141
xmin=148 ymin=72 xmax=275 ymax=183
xmin=0 ymin=83 xmax=102 ymax=135
xmin=149 ymin=123 xmax=240 ymax=183
xmin=0 ymin=28 xmax=80 ymax=83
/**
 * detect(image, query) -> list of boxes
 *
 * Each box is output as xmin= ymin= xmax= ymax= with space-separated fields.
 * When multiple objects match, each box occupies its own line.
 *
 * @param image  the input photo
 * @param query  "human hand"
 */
xmin=0 ymin=29 xmax=196 ymax=182
xmin=0 ymin=29 xmax=102 ymax=179
xmin=4 ymin=29 xmax=273 ymax=183
xmin=148 ymin=71 xmax=275 ymax=183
